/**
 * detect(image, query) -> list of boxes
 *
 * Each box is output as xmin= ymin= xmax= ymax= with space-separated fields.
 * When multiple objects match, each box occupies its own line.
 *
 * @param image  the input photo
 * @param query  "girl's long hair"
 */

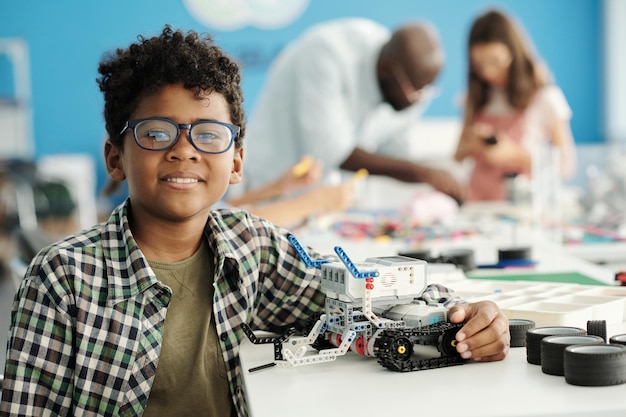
xmin=465 ymin=9 xmax=549 ymax=121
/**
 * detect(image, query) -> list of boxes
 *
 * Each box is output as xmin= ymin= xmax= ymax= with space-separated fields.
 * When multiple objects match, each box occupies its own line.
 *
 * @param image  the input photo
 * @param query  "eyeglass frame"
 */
xmin=120 ymin=117 xmax=240 ymax=154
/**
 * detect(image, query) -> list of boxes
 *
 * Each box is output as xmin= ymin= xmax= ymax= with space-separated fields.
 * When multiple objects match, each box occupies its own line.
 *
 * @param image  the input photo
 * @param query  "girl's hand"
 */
xmin=472 ymin=122 xmax=495 ymax=142
xmin=483 ymin=132 xmax=528 ymax=170
xmin=456 ymin=122 xmax=495 ymax=160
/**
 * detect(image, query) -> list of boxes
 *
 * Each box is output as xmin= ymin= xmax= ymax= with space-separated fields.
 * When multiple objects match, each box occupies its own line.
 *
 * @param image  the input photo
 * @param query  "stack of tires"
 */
xmin=513 ymin=319 xmax=626 ymax=386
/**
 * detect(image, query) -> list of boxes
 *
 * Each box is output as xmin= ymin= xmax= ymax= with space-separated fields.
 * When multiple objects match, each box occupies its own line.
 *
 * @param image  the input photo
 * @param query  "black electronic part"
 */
xmin=484 ymin=136 xmax=497 ymax=145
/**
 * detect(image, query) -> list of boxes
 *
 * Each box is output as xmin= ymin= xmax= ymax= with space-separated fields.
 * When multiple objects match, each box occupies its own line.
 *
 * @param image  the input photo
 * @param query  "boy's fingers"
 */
xmin=449 ymin=301 xmax=510 ymax=360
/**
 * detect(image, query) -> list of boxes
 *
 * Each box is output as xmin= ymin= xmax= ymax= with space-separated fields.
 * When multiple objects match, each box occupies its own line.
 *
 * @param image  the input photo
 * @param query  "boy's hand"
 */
xmin=448 ymin=301 xmax=510 ymax=362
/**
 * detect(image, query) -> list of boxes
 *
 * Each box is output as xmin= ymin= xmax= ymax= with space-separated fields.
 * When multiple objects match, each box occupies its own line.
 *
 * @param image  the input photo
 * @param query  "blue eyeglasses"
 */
xmin=120 ymin=117 xmax=240 ymax=154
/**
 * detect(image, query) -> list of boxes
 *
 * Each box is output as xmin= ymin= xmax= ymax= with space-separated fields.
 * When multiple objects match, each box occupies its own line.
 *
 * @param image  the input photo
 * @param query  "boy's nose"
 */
xmin=167 ymin=128 xmax=199 ymax=160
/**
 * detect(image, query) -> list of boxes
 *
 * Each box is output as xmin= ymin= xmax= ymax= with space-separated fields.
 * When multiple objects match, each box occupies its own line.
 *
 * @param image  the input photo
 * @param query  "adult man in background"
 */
xmin=242 ymin=17 xmax=464 ymax=202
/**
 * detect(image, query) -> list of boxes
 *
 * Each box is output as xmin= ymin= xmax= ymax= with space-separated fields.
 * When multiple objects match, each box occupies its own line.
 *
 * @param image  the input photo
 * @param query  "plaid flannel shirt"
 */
xmin=0 ymin=200 xmax=461 ymax=417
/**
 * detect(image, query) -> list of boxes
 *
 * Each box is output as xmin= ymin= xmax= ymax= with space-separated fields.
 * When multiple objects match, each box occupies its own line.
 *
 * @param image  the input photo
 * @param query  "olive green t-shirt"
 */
xmin=143 ymin=239 xmax=231 ymax=417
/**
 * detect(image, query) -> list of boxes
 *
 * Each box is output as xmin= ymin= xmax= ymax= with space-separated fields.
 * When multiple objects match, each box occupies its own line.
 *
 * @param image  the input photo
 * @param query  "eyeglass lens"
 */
xmin=134 ymin=119 xmax=233 ymax=153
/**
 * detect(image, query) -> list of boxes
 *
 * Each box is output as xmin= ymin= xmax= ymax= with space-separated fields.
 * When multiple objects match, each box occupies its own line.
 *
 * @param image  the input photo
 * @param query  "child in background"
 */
xmin=454 ymin=9 xmax=576 ymax=201
xmin=0 ymin=26 xmax=510 ymax=417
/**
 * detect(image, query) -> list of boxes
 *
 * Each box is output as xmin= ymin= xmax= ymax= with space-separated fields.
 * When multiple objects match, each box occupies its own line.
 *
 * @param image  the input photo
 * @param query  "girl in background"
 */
xmin=454 ymin=9 xmax=576 ymax=201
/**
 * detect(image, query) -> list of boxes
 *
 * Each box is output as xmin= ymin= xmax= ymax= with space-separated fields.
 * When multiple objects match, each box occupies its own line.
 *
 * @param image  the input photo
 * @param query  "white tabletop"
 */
xmin=240 ymin=198 xmax=626 ymax=416
xmin=240 ymin=322 xmax=626 ymax=417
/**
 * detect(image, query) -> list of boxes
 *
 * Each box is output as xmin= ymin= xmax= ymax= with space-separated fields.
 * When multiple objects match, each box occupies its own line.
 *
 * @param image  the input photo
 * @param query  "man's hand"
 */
xmin=448 ymin=301 xmax=510 ymax=362
xmin=418 ymin=166 xmax=465 ymax=204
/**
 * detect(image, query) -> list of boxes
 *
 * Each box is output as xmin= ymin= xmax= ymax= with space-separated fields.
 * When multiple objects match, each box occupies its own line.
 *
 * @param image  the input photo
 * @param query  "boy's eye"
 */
xmin=194 ymin=131 xmax=219 ymax=143
xmin=145 ymin=130 xmax=172 ymax=142
xmin=193 ymin=124 xmax=231 ymax=144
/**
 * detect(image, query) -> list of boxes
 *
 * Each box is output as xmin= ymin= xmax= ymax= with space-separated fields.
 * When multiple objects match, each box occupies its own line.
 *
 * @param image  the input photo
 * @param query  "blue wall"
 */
xmin=0 ymin=0 xmax=603 ymax=193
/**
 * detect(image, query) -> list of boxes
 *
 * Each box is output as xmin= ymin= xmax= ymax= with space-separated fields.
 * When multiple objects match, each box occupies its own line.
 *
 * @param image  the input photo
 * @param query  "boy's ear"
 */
xmin=229 ymin=146 xmax=244 ymax=184
xmin=104 ymin=140 xmax=126 ymax=182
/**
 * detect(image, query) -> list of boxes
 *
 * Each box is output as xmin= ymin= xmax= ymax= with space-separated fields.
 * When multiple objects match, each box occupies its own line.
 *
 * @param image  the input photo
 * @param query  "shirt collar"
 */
xmin=101 ymin=200 xmax=250 ymax=304
xmin=102 ymin=200 xmax=168 ymax=306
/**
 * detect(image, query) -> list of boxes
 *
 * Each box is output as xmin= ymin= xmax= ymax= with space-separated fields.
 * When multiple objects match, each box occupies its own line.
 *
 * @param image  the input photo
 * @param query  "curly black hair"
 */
xmin=97 ymin=25 xmax=245 ymax=150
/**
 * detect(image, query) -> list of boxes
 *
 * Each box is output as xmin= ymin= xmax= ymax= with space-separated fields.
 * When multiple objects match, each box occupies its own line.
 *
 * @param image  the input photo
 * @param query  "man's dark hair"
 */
xmin=97 ymin=25 xmax=245 ymax=150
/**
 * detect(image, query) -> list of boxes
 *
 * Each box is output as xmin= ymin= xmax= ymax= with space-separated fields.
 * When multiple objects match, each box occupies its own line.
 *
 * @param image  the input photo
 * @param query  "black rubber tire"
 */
xmin=498 ymin=247 xmax=531 ymax=261
xmin=509 ymin=319 xmax=535 ymax=347
xmin=437 ymin=248 xmax=476 ymax=272
xmin=398 ymin=249 xmax=432 ymax=262
xmin=526 ymin=326 xmax=587 ymax=365
xmin=586 ymin=320 xmax=607 ymax=342
xmin=609 ymin=334 xmax=626 ymax=345
xmin=438 ymin=326 xmax=461 ymax=357
xmin=390 ymin=336 xmax=413 ymax=362
xmin=564 ymin=344 xmax=626 ymax=386
xmin=541 ymin=335 xmax=605 ymax=376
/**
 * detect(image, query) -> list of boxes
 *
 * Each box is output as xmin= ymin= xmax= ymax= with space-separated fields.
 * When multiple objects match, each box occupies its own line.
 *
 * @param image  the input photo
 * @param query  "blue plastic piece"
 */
xmin=288 ymin=234 xmax=329 ymax=269
xmin=476 ymin=259 xmax=537 ymax=269
xmin=333 ymin=246 xmax=379 ymax=279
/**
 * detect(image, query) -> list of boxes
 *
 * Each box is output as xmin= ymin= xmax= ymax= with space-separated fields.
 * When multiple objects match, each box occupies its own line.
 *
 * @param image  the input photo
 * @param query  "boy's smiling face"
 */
xmin=105 ymin=83 xmax=243 ymax=225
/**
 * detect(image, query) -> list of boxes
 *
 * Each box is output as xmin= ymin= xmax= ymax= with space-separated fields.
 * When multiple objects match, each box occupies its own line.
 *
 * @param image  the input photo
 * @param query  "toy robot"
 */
xmin=243 ymin=234 xmax=465 ymax=372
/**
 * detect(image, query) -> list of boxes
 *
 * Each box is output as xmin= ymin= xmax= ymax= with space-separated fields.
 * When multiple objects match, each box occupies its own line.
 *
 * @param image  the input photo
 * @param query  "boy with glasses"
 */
xmin=0 ymin=25 xmax=510 ymax=417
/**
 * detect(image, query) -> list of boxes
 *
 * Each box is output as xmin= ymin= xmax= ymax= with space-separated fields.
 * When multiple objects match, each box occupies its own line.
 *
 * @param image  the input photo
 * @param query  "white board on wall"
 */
xmin=0 ymin=38 xmax=33 ymax=160
xmin=605 ymin=0 xmax=626 ymax=142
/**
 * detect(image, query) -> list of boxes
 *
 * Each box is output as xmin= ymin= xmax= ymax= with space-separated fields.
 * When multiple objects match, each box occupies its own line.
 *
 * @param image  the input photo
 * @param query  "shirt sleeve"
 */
xmin=534 ymin=85 xmax=572 ymax=126
xmin=0 ymin=261 xmax=75 ymax=416
xmin=249 ymin=222 xmax=326 ymax=332
xmin=419 ymin=283 xmax=466 ymax=307
xmin=289 ymin=43 xmax=360 ymax=170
